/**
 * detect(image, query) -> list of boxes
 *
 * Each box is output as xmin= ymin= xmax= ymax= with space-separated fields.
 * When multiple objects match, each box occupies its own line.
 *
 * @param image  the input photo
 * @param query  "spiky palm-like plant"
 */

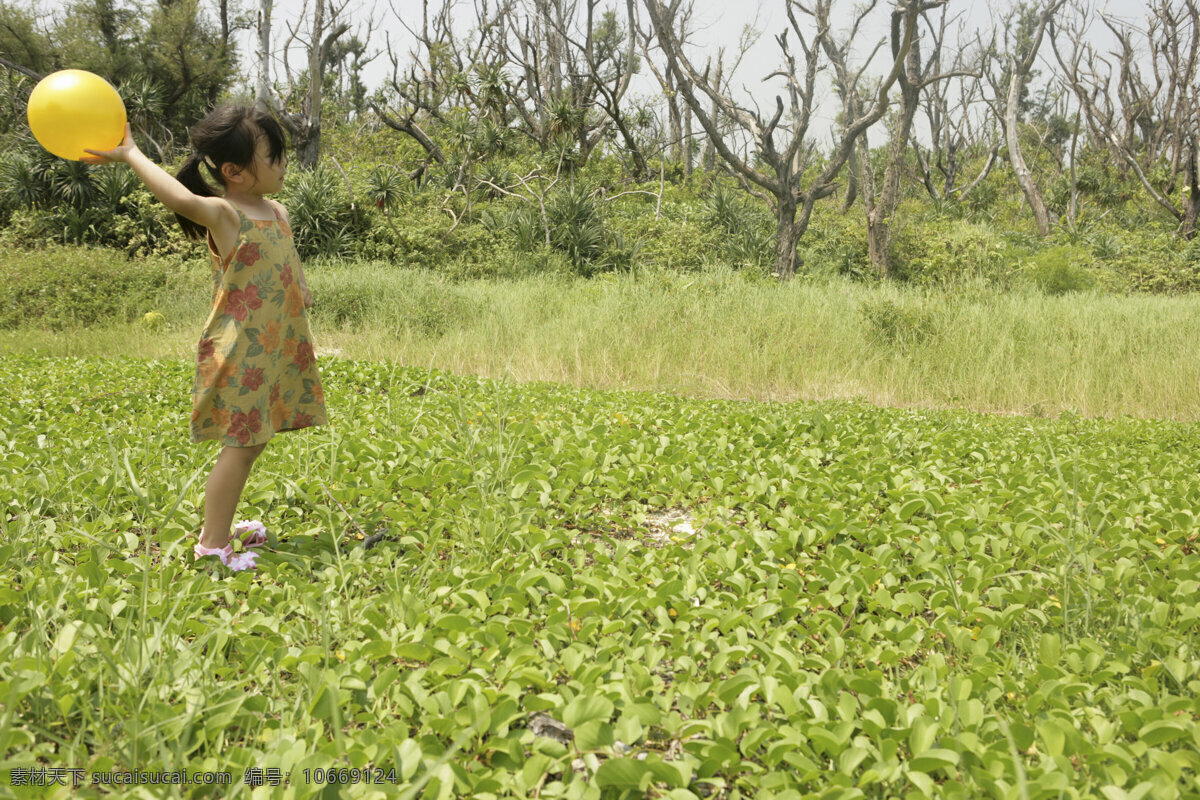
xmin=473 ymin=119 xmax=509 ymax=158
xmin=547 ymin=96 xmax=583 ymax=137
xmin=367 ymin=165 xmax=408 ymax=213
xmin=280 ymin=166 xmax=356 ymax=258
xmin=547 ymin=184 xmax=605 ymax=272
xmin=93 ymin=165 xmax=139 ymax=213
xmin=0 ymin=152 xmax=47 ymax=210
xmin=473 ymin=63 xmax=509 ymax=123
xmin=51 ymin=161 xmax=98 ymax=210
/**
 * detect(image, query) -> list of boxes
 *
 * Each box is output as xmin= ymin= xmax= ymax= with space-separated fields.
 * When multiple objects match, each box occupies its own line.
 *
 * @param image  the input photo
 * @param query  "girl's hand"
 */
xmin=297 ymin=266 xmax=313 ymax=308
xmin=82 ymin=123 xmax=139 ymax=164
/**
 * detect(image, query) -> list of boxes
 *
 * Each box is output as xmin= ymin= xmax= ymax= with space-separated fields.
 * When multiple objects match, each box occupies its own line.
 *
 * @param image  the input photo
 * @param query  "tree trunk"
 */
xmin=867 ymin=72 xmax=921 ymax=278
xmin=540 ymin=0 xmax=563 ymax=97
xmin=866 ymin=209 xmax=891 ymax=278
xmin=255 ymin=0 xmax=272 ymax=111
xmin=1005 ymin=64 xmax=1053 ymax=236
xmin=295 ymin=130 xmax=320 ymax=167
xmin=704 ymin=56 xmax=722 ymax=171
xmin=612 ymin=113 xmax=649 ymax=182
xmin=1183 ymin=140 xmax=1199 ymax=239
xmin=300 ymin=0 xmax=326 ymax=168
xmin=682 ymin=97 xmax=693 ymax=177
xmin=666 ymin=72 xmax=682 ymax=165
xmin=774 ymin=197 xmax=802 ymax=279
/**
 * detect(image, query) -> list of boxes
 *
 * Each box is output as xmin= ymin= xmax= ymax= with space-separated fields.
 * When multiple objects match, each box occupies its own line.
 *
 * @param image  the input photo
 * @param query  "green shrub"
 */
xmin=607 ymin=208 xmax=719 ymax=273
xmin=358 ymin=198 xmax=451 ymax=266
xmin=358 ymin=193 xmax=501 ymax=272
xmin=278 ymin=165 xmax=363 ymax=259
xmin=858 ymin=294 xmax=944 ymax=349
xmin=798 ymin=207 xmax=870 ymax=280
xmin=0 ymin=150 xmax=197 ymax=258
xmin=890 ymin=218 xmax=1015 ymax=287
xmin=0 ymin=246 xmax=171 ymax=329
xmin=1113 ymin=232 xmax=1200 ymax=294
xmin=702 ymin=182 xmax=774 ymax=270
xmin=1022 ymin=245 xmax=1097 ymax=295
xmin=477 ymin=183 xmax=629 ymax=277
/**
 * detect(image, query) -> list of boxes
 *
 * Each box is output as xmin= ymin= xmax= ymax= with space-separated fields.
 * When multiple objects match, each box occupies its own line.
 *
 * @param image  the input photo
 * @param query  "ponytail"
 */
xmin=174 ymin=152 xmax=220 ymax=240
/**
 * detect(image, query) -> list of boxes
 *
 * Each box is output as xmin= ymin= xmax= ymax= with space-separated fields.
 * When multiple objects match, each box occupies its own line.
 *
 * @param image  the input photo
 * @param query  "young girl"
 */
xmin=84 ymin=106 xmax=328 ymax=571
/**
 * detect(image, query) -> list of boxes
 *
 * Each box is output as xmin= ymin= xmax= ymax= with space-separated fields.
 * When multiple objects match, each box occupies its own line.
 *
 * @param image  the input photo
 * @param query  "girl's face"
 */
xmin=239 ymin=133 xmax=287 ymax=195
xmin=247 ymin=134 xmax=286 ymax=195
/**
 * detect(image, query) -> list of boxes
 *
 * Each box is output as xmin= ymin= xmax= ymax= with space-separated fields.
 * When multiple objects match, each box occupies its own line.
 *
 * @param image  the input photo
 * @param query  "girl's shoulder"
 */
xmin=266 ymin=199 xmax=291 ymax=224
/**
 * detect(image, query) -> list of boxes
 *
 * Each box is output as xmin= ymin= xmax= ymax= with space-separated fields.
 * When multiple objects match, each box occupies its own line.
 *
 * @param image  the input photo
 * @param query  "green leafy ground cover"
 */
xmin=1 ymin=354 xmax=1199 ymax=799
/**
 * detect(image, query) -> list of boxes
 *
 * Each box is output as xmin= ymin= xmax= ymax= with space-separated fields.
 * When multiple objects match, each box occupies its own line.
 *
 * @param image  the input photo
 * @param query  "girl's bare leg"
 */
xmin=199 ymin=443 xmax=267 ymax=548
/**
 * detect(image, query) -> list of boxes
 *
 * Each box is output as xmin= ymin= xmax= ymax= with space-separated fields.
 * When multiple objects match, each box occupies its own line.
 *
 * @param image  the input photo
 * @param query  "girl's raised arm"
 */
xmin=84 ymin=124 xmax=234 ymax=236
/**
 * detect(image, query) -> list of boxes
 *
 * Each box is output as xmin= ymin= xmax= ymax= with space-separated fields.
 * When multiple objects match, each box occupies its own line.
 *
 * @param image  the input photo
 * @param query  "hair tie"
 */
xmin=201 ymin=154 xmax=216 ymax=170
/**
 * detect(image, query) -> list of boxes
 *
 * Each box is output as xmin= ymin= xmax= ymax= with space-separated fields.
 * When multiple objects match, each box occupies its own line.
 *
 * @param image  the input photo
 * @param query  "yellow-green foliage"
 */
xmin=0 ymin=246 xmax=179 ymax=329
xmin=3 ymin=117 xmax=1200 ymax=294
xmin=608 ymin=206 xmax=722 ymax=273
xmin=1022 ymin=245 xmax=1099 ymax=295
xmin=799 ymin=205 xmax=870 ymax=279
xmin=1105 ymin=230 xmax=1200 ymax=295
xmin=890 ymin=218 xmax=1016 ymax=287
xmin=307 ymin=262 xmax=485 ymax=336
xmin=6 ymin=259 xmax=1200 ymax=419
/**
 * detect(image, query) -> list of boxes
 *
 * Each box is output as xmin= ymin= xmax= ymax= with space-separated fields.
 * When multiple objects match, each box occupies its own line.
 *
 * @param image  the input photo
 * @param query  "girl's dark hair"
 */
xmin=174 ymin=105 xmax=288 ymax=239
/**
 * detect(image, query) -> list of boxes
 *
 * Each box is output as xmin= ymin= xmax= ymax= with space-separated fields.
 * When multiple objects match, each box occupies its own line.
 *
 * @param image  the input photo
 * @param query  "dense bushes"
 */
xmin=1 ymin=117 xmax=1198 ymax=298
xmin=0 ymin=146 xmax=198 ymax=258
xmin=890 ymin=219 xmax=1016 ymax=287
xmin=0 ymin=246 xmax=179 ymax=329
xmin=304 ymin=263 xmax=486 ymax=336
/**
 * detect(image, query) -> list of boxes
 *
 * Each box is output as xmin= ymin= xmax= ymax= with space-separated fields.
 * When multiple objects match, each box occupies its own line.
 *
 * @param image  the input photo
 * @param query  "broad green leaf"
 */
xmin=1138 ymin=719 xmax=1190 ymax=746
xmin=907 ymin=748 xmax=960 ymax=774
xmin=594 ymin=757 xmax=651 ymax=789
xmin=1039 ymin=633 xmax=1062 ymax=667
xmin=563 ymin=695 xmax=614 ymax=728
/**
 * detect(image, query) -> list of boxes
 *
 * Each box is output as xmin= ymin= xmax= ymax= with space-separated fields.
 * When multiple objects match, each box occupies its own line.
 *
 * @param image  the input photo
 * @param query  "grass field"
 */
xmin=1 ymin=352 xmax=1198 ymax=799
xmin=2 ymin=262 xmax=1199 ymax=421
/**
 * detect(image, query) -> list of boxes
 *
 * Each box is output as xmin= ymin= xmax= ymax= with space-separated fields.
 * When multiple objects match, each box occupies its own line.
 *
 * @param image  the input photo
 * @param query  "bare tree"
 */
xmin=558 ymin=0 xmax=646 ymax=175
xmin=369 ymin=0 xmax=467 ymax=180
xmin=635 ymin=8 xmax=687 ymax=165
xmin=262 ymin=0 xmax=356 ymax=167
xmin=490 ymin=0 xmax=640 ymax=168
xmin=832 ymin=1 xmax=963 ymax=278
xmin=644 ymin=0 xmax=922 ymax=280
xmin=988 ymin=0 xmax=1066 ymax=236
xmin=912 ymin=15 xmax=1000 ymax=203
xmin=1052 ymin=0 xmax=1200 ymax=237
xmin=207 ymin=0 xmax=242 ymax=109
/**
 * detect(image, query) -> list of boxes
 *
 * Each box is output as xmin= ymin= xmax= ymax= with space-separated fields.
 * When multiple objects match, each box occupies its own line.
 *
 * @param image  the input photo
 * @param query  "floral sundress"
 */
xmin=189 ymin=203 xmax=327 ymax=447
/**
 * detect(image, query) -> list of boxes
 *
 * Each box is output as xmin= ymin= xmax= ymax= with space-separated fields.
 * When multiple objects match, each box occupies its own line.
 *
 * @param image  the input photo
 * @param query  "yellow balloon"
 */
xmin=26 ymin=69 xmax=127 ymax=161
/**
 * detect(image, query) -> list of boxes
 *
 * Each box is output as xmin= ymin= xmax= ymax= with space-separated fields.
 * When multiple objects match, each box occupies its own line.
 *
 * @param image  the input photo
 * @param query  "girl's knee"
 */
xmin=224 ymin=442 xmax=267 ymax=463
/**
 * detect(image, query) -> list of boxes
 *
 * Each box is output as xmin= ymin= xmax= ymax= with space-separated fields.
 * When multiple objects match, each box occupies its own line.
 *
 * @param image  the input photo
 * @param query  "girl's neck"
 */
xmin=225 ymin=190 xmax=273 ymax=219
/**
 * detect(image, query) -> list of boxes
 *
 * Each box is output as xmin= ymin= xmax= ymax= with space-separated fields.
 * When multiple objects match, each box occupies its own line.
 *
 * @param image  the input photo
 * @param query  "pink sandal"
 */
xmin=233 ymin=520 xmax=269 ymax=548
xmin=192 ymin=521 xmax=267 ymax=571
xmin=193 ymin=542 xmax=258 ymax=571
